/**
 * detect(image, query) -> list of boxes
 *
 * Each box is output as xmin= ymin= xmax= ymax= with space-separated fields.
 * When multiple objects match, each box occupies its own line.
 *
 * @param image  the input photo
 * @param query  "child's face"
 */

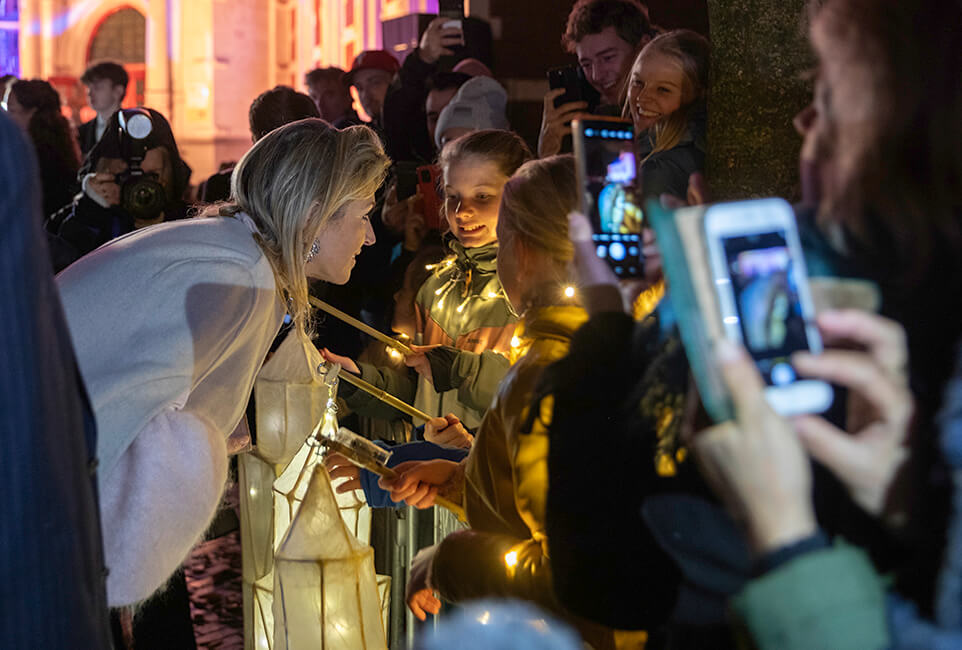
xmin=627 ymin=51 xmax=685 ymax=132
xmin=442 ymin=157 xmax=509 ymax=248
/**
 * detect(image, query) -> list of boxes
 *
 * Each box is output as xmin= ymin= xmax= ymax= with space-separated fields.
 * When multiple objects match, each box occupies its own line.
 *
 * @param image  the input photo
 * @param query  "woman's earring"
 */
xmin=306 ymin=239 xmax=320 ymax=263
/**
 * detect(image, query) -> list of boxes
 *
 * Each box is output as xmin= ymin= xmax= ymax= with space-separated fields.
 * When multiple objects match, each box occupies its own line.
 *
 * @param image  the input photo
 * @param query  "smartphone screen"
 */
xmin=721 ymin=230 xmax=812 ymax=387
xmin=575 ymin=120 xmax=644 ymax=278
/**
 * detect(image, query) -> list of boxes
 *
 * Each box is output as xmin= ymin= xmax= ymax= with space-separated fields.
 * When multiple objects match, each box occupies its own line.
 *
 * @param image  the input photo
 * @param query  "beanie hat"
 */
xmin=434 ymin=76 xmax=509 ymax=148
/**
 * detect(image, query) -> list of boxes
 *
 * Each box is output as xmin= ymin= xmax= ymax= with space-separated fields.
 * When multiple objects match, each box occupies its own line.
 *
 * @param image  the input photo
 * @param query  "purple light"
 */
xmin=0 ymin=0 xmax=17 ymax=76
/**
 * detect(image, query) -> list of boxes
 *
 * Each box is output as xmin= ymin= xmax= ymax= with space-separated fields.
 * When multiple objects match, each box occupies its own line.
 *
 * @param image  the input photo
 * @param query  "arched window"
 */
xmin=88 ymin=8 xmax=145 ymax=63
xmin=87 ymin=8 xmax=146 ymax=107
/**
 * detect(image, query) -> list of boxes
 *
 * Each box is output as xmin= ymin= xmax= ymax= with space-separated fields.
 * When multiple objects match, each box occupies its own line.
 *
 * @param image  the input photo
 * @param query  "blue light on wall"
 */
xmin=0 ymin=0 xmax=19 ymax=76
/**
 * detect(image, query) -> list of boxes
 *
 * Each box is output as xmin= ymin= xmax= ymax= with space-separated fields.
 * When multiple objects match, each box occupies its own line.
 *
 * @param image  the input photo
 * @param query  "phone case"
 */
xmin=646 ymin=199 xmax=881 ymax=423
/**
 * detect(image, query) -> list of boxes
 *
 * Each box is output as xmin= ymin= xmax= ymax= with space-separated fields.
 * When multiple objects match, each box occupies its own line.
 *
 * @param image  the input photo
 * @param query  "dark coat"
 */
xmin=636 ymin=108 xmax=707 ymax=204
xmin=78 ymin=117 xmax=100 ymax=156
xmin=0 ymin=110 xmax=111 ymax=649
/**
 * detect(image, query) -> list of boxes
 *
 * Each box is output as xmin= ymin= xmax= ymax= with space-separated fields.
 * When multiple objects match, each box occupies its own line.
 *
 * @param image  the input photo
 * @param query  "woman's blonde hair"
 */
xmin=209 ymin=118 xmax=389 ymax=337
xmin=497 ymin=155 xmax=579 ymax=308
xmin=628 ymin=29 xmax=710 ymax=160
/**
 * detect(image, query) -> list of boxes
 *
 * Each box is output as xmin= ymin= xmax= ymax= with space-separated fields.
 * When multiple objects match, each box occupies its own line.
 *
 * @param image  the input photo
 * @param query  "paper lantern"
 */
xmin=239 ymin=332 xmax=382 ymax=649
xmin=272 ymin=467 xmax=387 ymax=649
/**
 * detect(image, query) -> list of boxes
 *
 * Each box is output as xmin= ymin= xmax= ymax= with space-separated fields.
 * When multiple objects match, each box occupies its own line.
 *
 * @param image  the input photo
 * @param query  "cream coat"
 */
xmin=57 ymin=215 xmax=285 ymax=605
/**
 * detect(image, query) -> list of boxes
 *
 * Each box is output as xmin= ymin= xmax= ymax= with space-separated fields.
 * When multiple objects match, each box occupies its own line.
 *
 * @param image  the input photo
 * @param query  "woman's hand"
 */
xmin=406 ymin=545 xmax=441 ymax=621
xmin=424 ymin=414 xmax=473 ymax=448
xmin=319 ymin=347 xmax=360 ymax=375
xmin=378 ymin=459 xmax=461 ymax=508
xmin=538 ymin=90 xmax=588 ymax=158
xmin=323 ymin=452 xmax=362 ymax=493
xmin=568 ymin=211 xmax=619 ymax=289
xmin=569 ymin=211 xmax=651 ymax=315
xmin=792 ymin=310 xmax=913 ymax=522
xmin=403 ymin=343 xmax=441 ymax=383
xmin=692 ymin=341 xmax=817 ymax=553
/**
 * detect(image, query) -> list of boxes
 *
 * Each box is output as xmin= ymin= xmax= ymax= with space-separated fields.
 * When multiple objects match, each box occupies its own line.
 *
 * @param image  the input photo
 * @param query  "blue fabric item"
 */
xmin=0 ymin=111 xmax=112 ymax=647
xmin=417 ymin=599 xmax=582 ymax=650
xmin=359 ymin=439 xmax=469 ymax=508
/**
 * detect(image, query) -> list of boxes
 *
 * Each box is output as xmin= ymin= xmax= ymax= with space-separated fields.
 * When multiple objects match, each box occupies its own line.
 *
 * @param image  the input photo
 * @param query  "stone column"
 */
xmin=706 ymin=0 xmax=813 ymax=200
xmin=145 ymin=0 xmax=172 ymax=121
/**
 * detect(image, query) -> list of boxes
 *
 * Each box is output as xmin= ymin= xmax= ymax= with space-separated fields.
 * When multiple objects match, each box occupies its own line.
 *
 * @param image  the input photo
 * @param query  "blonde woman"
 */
xmin=56 ymin=119 xmax=389 ymax=607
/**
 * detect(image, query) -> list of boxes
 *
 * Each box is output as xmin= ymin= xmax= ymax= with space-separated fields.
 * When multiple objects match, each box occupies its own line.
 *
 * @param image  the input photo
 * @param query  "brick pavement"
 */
xmin=184 ymin=486 xmax=244 ymax=649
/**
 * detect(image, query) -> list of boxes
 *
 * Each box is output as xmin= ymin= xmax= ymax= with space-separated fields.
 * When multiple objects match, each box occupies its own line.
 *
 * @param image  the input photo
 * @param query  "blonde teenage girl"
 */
xmin=626 ymin=29 xmax=710 ymax=204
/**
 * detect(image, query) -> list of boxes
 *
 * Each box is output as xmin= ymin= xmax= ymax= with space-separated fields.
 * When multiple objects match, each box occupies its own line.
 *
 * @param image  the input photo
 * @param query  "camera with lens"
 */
xmin=114 ymin=109 xmax=167 ymax=220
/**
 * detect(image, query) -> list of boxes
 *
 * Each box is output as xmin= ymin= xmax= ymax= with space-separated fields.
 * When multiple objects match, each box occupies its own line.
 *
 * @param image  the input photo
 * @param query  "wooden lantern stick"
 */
xmin=310 ymin=296 xmax=414 ymax=356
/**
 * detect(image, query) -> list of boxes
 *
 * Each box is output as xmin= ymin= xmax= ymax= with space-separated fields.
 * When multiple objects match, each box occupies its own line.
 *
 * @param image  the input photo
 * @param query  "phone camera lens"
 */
xmin=771 ymin=362 xmax=796 ymax=386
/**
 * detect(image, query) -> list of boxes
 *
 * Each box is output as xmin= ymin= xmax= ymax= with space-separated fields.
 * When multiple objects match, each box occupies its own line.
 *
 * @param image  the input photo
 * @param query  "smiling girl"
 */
xmin=325 ymin=129 xmax=532 ymax=432
xmin=625 ymin=29 xmax=710 ymax=203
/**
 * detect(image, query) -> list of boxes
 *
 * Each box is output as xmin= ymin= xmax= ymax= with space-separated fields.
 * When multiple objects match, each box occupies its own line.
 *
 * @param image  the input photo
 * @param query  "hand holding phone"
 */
xmin=419 ymin=16 xmax=464 ymax=64
xmin=573 ymin=118 xmax=645 ymax=278
xmin=704 ymin=198 xmax=832 ymax=415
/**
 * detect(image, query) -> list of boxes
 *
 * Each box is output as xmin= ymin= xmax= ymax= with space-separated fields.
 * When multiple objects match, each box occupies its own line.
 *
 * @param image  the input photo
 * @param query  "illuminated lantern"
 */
xmin=239 ymin=332 xmax=383 ymax=649
xmin=273 ymin=466 xmax=387 ymax=649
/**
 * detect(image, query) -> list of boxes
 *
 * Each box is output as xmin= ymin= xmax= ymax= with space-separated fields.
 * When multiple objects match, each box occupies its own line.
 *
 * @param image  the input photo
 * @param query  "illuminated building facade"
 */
xmin=5 ymin=0 xmax=454 ymax=179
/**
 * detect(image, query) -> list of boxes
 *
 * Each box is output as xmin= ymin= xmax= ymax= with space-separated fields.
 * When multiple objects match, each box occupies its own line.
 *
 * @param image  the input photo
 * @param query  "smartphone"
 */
xmin=438 ymin=0 xmax=464 ymax=19
xmin=417 ymin=164 xmax=443 ymax=231
xmin=704 ymin=198 xmax=833 ymax=415
xmin=548 ymin=65 xmax=584 ymax=108
xmin=573 ymin=117 xmax=644 ymax=278
xmin=394 ymin=161 xmax=419 ymax=202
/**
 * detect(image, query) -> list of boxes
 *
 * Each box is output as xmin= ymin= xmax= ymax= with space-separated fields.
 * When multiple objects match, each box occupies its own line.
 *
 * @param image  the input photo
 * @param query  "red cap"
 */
xmin=344 ymin=50 xmax=400 ymax=86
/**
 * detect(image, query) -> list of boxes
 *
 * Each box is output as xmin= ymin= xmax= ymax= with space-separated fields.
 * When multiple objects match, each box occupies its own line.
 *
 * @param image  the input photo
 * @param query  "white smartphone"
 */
xmin=704 ymin=198 xmax=833 ymax=415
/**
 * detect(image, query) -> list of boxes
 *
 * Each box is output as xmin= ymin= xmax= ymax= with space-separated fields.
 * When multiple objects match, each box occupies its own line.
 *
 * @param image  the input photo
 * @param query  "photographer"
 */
xmin=46 ymin=108 xmax=191 ymax=272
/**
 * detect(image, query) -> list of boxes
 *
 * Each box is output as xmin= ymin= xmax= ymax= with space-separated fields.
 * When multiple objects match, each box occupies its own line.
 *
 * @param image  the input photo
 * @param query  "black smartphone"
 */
xmin=573 ymin=117 xmax=644 ymax=278
xmin=547 ymin=65 xmax=584 ymax=109
xmin=394 ymin=161 xmax=418 ymax=202
xmin=438 ymin=0 xmax=464 ymax=19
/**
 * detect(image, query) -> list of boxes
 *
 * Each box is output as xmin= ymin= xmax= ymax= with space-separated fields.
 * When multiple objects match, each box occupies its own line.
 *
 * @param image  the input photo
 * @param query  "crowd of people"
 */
xmin=2 ymin=0 xmax=962 ymax=648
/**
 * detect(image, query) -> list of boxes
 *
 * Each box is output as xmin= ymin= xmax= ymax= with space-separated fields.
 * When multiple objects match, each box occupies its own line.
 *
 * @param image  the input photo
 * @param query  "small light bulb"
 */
xmin=456 ymin=303 xmax=466 ymax=313
xmin=510 ymin=336 xmax=522 ymax=348
xmin=425 ymin=263 xmax=435 ymax=270
xmin=563 ymin=285 xmax=576 ymax=298
xmin=487 ymin=291 xmax=498 ymax=298
xmin=504 ymin=550 xmax=518 ymax=568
